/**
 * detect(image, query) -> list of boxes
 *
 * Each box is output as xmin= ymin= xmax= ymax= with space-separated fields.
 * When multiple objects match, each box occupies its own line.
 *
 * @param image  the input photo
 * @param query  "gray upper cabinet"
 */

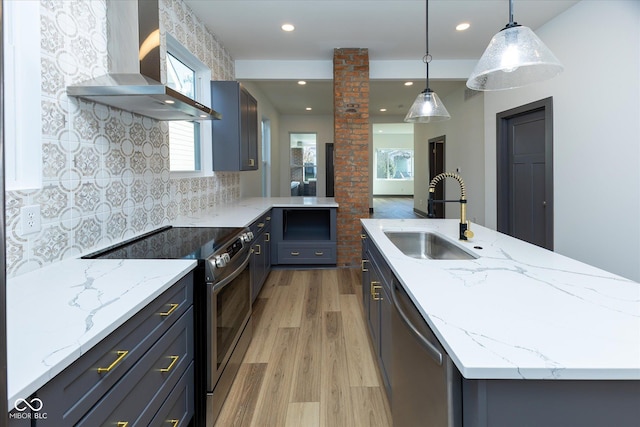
xmin=211 ymin=81 xmax=258 ymax=171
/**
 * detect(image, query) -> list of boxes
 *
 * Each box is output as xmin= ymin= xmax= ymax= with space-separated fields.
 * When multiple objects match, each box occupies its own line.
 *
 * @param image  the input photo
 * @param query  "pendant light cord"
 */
xmin=424 ymin=0 xmax=431 ymax=91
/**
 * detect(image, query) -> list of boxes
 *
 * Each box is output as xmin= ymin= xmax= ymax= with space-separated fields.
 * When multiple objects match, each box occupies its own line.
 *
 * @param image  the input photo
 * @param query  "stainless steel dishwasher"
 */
xmin=391 ymin=279 xmax=462 ymax=427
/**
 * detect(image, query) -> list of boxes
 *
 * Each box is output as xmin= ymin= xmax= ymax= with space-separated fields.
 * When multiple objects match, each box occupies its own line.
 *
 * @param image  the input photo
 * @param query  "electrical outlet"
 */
xmin=21 ymin=205 xmax=41 ymax=234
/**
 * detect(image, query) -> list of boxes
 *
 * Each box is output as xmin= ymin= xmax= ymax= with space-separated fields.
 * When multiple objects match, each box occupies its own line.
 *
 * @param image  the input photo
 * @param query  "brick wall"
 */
xmin=333 ymin=48 xmax=370 ymax=266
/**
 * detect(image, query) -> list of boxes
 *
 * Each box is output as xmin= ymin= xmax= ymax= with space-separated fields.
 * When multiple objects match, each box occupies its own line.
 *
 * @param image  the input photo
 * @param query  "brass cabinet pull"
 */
xmin=361 ymin=259 xmax=369 ymax=272
xmin=266 ymin=216 xmax=271 ymax=221
xmin=291 ymin=251 xmax=300 ymax=256
xmin=249 ymin=158 xmax=255 ymax=167
xmin=160 ymin=303 xmax=180 ymax=317
xmin=314 ymin=251 xmax=324 ymax=256
xmin=370 ymin=282 xmax=382 ymax=301
xmin=265 ymin=232 xmax=270 ymax=242
xmin=159 ymin=355 xmax=180 ymax=373
xmin=97 ymin=350 xmax=128 ymax=373
xmin=167 ymin=420 xmax=180 ymax=427
xmin=361 ymin=234 xmax=367 ymax=239
xmin=117 ymin=423 xmax=129 ymax=427
xmin=257 ymin=222 xmax=265 ymax=228
xmin=254 ymin=244 xmax=261 ymax=255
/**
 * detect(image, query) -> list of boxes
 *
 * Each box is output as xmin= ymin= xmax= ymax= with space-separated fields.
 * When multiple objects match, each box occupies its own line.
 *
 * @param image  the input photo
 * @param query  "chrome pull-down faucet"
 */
xmin=427 ymin=172 xmax=474 ymax=240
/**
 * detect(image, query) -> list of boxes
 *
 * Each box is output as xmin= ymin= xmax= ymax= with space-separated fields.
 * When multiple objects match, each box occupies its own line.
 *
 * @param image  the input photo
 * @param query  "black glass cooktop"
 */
xmin=82 ymin=226 xmax=244 ymax=260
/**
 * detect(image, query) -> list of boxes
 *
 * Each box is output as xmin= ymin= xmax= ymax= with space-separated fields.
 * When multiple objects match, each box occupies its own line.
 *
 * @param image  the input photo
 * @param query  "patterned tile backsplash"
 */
xmin=5 ymin=0 xmax=239 ymax=277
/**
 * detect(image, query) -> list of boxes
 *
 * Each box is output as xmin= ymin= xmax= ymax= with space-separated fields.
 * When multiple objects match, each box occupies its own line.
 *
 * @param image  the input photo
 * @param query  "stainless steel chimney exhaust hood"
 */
xmin=67 ymin=0 xmax=220 ymax=121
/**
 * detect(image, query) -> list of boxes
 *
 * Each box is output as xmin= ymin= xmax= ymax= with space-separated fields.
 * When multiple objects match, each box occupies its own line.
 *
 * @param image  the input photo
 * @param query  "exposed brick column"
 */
xmin=333 ymin=48 xmax=370 ymax=267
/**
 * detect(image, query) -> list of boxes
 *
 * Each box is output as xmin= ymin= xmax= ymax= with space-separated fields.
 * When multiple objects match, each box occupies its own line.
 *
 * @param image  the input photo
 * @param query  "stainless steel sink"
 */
xmin=383 ymin=231 xmax=478 ymax=260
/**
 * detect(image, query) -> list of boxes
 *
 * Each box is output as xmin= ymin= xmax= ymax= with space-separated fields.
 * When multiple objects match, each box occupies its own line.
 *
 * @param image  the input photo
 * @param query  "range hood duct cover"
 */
xmin=67 ymin=0 xmax=220 ymax=121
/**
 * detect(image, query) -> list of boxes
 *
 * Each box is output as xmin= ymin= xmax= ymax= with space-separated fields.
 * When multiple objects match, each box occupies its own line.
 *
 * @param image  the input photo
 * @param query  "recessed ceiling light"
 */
xmin=404 ymin=81 xmax=413 ymax=86
xmin=379 ymin=108 xmax=387 ymax=112
xmin=305 ymin=107 xmax=312 ymax=111
xmin=199 ymin=114 xmax=207 ymax=118
xmin=164 ymin=99 xmax=175 ymax=104
xmin=456 ymin=22 xmax=470 ymax=31
xmin=281 ymin=23 xmax=295 ymax=32
xmin=298 ymin=81 xmax=306 ymax=85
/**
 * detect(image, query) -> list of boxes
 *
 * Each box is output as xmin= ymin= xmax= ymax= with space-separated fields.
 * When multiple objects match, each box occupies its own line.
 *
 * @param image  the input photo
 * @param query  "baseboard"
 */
xmin=413 ymin=208 xmax=428 ymax=218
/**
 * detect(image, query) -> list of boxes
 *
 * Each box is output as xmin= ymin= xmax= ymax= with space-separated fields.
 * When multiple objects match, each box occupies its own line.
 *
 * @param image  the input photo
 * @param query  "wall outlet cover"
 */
xmin=21 ymin=205 xmax=42 ymax=234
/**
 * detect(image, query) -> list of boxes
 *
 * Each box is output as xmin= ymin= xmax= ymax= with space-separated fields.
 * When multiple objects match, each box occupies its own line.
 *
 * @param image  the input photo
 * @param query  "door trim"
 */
xmin=496 ymin=97 xmax=554 ymax=250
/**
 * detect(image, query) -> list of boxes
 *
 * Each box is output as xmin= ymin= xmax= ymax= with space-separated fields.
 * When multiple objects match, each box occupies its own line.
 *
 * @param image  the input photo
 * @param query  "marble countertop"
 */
xmin=361 ymin=218 xmax=640 ymax=380
xmin=6 ymin=258 xmax=196 ymax=410
xmin=174 ymin=196 xmax=338 ymax=227
xmin=6 ymin=196 xmax=337 ymax=411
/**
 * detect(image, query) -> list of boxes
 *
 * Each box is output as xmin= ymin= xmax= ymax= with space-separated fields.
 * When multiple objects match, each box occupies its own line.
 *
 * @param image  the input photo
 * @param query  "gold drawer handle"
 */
xmin=291 ymin=251 xmax=300 ymax=256
xmin=160 ymin=355 xmax=180 ymax=373
xmin=254 ymin=244 xmax=261 ymax=255
xmin=257 ymin=222 xmax=265 ymax=228
xmin=160 ymin=303 xmax=180 ymax=317
xmin=117 ymin=422 xmax=129 ymax=427
xmin=370 ymin=282 xmax=382 ymax=301
xmin=265 ymin=232 xmax=270 ymax=242
xmin=361 ymin=234 xmax=367 ymax=239
xmin=97 ymin=350 xmax=128 ymax=374
xmin=361 ymin=259 xmax=369 ymax=272
xmin=315 ymin=251 xmax=324 ymax=256
xmin=249 ymin=158 xmax=255 ymax=167
xmin=266 ymin=216 xmax=271 ymax=221
xmin=167 ymin=420 xmax=180 ymax=427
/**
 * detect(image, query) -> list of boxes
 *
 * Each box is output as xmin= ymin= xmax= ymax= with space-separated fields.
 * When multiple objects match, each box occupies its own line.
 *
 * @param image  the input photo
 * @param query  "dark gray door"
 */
xmin=326 ymin=143 xmax=334 ymax=197
xmin=428 ymin=136 xmax=446 ymax=218
xmin=497 ymin=98 xmax=554 ymax=250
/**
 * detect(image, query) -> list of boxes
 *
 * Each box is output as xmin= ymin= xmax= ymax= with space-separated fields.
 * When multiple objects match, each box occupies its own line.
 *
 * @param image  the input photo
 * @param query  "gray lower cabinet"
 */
xmin=361 ymin=230 xmax=392 ymax=397
xmin=362 ymin=232 xmax=640 ymax=426
xmin=250 ymin=210 xmax=272 ymax=302
xmin=271 ymin=207 xmax=337 ymax=266
xmin=35 ymin=272 xmax=195 ymax=426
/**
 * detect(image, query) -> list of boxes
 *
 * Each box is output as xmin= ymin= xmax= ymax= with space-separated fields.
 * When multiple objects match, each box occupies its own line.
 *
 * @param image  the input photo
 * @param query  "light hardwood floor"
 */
xmin=214 ymin=268 xmax=392 ymax=427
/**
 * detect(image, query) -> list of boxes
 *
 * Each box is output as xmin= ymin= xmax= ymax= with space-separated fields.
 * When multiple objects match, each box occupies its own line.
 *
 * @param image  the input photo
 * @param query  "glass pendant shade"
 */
xmin=404 ymin=89 xmax=450 ymax=123
xmin=466 ymin=25 xmax=564 ymax=91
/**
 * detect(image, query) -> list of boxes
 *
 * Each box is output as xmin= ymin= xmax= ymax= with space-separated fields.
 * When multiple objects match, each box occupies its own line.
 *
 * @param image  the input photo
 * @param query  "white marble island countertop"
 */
xmin=174 ymin=196 xmax=338 ymax=227
xmin=6 ymin=258 xmax=196 ymax=410
xmin=361 ymin=218 xmax=640 ymax=380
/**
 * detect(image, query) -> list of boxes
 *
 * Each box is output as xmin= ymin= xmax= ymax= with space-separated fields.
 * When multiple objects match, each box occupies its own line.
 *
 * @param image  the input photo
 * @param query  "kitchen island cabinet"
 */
xmin=361 ymin=218 xmax=640 ymax=426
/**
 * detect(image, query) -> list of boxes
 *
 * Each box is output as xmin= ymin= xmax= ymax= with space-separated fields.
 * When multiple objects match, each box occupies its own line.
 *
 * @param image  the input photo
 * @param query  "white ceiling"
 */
xmin=184 ymin=0 xmax=579 ymax=116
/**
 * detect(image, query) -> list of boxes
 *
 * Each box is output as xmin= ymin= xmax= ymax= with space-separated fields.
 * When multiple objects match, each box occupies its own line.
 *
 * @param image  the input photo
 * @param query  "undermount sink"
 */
xmin=383 ymin=231 xmax=478 ymax=260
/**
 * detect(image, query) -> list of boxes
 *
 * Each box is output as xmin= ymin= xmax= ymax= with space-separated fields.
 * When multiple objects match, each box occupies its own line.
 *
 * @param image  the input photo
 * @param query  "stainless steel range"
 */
xmin=83 ymin=226 xmax=254 ymax=426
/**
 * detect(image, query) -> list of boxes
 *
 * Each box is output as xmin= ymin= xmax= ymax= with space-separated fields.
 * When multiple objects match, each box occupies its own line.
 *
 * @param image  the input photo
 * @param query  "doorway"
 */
xmin=428 ymin=136 xmax=446 ymax=218
xmin=289 ymin=132 xmax=317 ymax=196
xmin=497 ymin=98 xmax=554 ymax=250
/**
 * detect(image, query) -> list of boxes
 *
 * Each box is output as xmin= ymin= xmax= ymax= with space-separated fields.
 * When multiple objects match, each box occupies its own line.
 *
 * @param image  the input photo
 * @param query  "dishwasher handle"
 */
xmin=391 ymin=282 xmax=443 ymax=366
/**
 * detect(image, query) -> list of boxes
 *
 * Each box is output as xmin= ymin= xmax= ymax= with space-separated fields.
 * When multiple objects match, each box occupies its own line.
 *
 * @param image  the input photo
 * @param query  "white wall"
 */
xmin=413 ymin=83 xmax=485 ymax=222
xmin=278 ymin=114 xmax=334 ymax=197
xmin=482 ymin=0 xmax=640 ymax=281
xmin=238 ymin=81 xmax=281 ymax=197
xmin=372 ymin=133 xmax=414 ymax=195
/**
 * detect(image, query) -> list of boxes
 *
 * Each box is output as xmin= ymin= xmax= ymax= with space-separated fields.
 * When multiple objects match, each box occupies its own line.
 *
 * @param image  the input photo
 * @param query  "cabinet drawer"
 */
xmin=250 ymin=210 xmax=272 ymax=236
xmin=148 ymin=362 xmax=195 ymax=427
xmin=38 ymin=273 xmax=193 ymax=426
xmin=77 ymin=307 xmax=194 ymax=427
xmin=277 ymin=242 xmax=336 ymax=264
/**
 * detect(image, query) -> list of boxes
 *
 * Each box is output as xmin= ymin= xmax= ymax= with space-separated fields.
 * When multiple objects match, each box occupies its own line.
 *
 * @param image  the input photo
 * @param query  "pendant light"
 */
xmin=466 ymin=0 xmax=563 ymax=91
xmin=404 ymin=0 xmax=450 ymax=123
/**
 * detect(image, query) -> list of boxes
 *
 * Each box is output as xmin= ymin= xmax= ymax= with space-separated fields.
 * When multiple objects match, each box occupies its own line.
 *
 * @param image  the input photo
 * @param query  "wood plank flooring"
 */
xmin=214 ymin=269 xmax=392 ymax=427
xmin=371 ymin=196 xmax=424 ymax=219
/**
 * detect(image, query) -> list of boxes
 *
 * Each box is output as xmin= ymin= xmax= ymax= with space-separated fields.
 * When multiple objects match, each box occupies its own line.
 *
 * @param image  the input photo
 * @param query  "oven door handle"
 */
xmin=211 ymin=252 xmax=251 ymax=293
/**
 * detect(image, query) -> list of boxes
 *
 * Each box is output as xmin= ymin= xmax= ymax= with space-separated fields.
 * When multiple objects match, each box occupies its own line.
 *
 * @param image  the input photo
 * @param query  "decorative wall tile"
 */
xmin=5 ymin=0 xmax=239 ymax=277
